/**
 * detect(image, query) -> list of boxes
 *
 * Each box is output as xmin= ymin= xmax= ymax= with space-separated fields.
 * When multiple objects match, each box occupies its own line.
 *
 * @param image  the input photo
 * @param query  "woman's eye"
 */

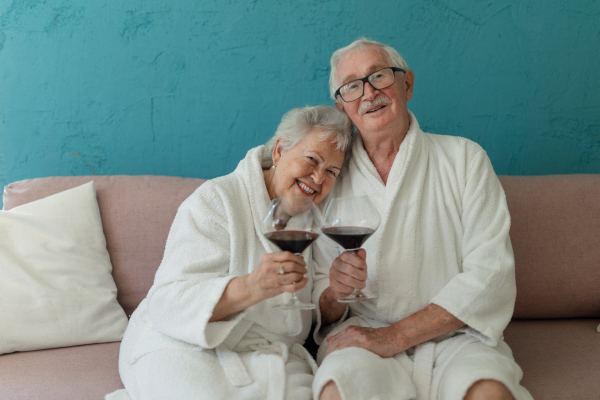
xmin=328 ymin=170 xmax=337 ymax=177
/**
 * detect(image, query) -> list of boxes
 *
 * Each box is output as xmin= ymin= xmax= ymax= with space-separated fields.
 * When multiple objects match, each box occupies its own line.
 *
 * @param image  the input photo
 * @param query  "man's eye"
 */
xmin=307 ymin=157 xmax=317 ymax=163
xmin=345 ymin=82 xmax=360 ymax=91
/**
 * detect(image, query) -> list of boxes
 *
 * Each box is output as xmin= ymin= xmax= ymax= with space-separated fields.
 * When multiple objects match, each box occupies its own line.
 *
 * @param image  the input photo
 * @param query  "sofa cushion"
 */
xmin=3 ymin=175 xmax=206 ymax=317
xmin=0 ymin=182 xmax=128 ymax=355
xmin=0 ymin=342 xmax=123 ymax=400
xmin=503 ymin=318 xmax=600 ymax=399
xmin=499 ymin=175 xmax=600 ymax=318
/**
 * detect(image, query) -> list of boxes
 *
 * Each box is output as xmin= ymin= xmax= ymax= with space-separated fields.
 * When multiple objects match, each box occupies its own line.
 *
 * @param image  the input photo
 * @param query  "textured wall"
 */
xmin=1 ymin=0 xmax=599 ymax=207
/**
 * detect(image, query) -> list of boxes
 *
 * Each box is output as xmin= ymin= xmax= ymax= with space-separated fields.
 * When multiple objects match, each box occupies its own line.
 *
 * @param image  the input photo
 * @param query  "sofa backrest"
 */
xmin=4 ymin=174 xmax=600 ymax=319
xmin=3 ymin=175 xmax=205 ymax=317
xmin=499 ymin=175 xmax=600 ymax=318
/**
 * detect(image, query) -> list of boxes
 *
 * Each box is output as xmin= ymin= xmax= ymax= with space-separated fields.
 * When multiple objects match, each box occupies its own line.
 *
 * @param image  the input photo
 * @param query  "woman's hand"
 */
xmin=329 ymin=249 xmax=367 ymax=299
xmin=245 ymin=252 xmax=308 ymax=302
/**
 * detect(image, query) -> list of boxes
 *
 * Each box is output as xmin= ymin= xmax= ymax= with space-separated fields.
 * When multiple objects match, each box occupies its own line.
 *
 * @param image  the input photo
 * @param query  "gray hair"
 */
xmin=329 ymin=37 xmax=409 ymax=100
xmin=264 ymin=105 xmax=353 ymax=166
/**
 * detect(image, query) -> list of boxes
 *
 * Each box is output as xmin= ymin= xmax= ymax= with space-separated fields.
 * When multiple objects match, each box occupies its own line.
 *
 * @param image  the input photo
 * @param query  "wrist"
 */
xmin=320 ymin=287 xmax=347 ymax=323
xmin=390 ymin=326 xmax=411 ymax=353
xmin=237 ymin=275 xmax=264 ymax=306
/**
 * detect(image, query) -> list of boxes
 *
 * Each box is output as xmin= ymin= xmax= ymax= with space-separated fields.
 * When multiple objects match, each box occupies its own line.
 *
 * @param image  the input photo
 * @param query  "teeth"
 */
xmin=368 ymin=106 xmax=383 ymax=113
xmin=298 ymin=181 xmax=315 ymax=194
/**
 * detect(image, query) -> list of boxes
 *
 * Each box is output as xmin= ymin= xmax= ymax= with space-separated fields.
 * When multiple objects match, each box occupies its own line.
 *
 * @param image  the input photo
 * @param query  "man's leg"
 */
xmin=319 ymin=381 xmax=342 ymax=400
xmin=463 ymin=379 xmax=514 ymax=400
xmin=313 ymin=347 xmax=415 ymax=400
xmin=435 ymin=339 xmax=533 ymax=400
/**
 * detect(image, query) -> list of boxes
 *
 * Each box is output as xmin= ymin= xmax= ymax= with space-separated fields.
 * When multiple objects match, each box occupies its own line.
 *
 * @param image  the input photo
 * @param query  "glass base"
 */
xmin=273 ymin=298 xmax=316 ymax=310
xmin=337 ymin=292 xmax=377 ymax=303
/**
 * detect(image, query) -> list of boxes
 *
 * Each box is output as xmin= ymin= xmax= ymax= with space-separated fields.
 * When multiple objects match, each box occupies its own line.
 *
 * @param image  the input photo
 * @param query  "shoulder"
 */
xmin=425 ymin=132 xmax=486 ymax=160
xmin=185 ymin=145 xmax=265 ymax=209
xmin=421 ymin=132 xmax=491 ymax=175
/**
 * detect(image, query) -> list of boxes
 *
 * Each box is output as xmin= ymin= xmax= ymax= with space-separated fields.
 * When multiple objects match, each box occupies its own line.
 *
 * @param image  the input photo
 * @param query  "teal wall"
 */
xmin=1 ymin=0 xmax=599 ymax=207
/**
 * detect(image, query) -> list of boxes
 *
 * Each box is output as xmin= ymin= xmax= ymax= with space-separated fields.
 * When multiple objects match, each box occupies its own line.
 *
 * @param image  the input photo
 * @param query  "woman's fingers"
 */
xmin=280 ymin=277 xmax=309 ymax=292
xmin=273 ymin=260 xmax=307 ymax=275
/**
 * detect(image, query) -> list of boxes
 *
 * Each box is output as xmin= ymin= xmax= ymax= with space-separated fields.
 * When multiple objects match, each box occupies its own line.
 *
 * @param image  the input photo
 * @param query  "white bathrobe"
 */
xmin=114 ymin=145 xmax=317 ymax=400
xmin=311 ymin=112 xmax=533 ymax=400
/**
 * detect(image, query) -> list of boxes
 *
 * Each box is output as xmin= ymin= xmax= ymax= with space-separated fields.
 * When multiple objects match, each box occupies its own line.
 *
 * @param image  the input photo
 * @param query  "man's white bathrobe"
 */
xmin=116 ymin=146 xmax=317 ymax=400
xmin=311 ymin=112 xmax=533 ymax=400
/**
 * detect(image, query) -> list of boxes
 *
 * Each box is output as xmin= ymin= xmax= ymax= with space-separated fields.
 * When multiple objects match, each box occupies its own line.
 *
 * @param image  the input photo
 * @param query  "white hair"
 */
xmin=264 ymin=105 xmax=353 ymax=166
xmin=329 ymin=37 xmax=409 ymax=100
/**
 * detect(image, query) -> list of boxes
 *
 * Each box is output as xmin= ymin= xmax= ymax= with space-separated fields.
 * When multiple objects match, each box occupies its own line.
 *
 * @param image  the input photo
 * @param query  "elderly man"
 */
xmin=311 ymin=38 xmax=533 ymax=400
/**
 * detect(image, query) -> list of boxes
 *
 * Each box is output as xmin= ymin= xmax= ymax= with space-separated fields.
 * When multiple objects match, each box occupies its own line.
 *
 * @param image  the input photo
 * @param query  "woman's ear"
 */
xmin=272 ymin=138 xmax=284 ymax=166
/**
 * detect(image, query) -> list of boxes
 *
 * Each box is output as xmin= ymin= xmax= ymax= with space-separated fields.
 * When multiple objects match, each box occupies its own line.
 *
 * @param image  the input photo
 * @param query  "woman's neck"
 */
xmin=263 ymin=167 xmax=276 ymax=200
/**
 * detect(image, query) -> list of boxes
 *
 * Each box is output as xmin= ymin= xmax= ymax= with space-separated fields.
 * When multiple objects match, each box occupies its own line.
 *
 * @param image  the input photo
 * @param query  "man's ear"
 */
xmin=404 ymin=70 xmax=415 ymax=101
xmin=272 ymin=138 xmax=283 ymax=166
xmin=335 ymin=100 xmax=347 ymax=114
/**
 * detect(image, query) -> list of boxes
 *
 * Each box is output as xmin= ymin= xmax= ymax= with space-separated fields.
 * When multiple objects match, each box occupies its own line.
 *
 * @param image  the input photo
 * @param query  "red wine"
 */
xmin=264 ymin=230 xmax=320 ymax=254
xmin=322 ymin=226 xmax=375 ymax=249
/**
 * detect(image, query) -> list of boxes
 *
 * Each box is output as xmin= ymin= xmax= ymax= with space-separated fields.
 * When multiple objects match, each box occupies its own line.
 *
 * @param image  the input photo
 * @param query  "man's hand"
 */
xmin=323 ymin=304 xmax=467 ymax=359
xmin=324 ymin=325 xmax=404 ymax=359
xmin=319 ymin=249 xmax=368 ymax=325
xmin=329 ymin=249 xmax=368 ymax=299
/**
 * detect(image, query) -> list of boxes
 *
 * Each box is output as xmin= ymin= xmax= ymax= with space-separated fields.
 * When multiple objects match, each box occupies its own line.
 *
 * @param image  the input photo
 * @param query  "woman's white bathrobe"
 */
xmin=311 ymin=112 xmax=533 ymax=400
xmin=116 ymin=146 xmax=318 ymax=400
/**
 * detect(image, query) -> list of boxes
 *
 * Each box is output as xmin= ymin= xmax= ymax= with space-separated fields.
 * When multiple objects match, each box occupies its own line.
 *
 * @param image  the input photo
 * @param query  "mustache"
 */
xmin=358 ymin=95 xmax=392 ymax=115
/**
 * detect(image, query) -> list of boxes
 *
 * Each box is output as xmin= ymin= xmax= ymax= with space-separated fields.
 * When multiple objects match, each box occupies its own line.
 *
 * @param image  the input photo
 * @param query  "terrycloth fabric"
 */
xmin=312 ymin=112 xmax=529 ymax=399
xmin=313 ymin=325 xmax=532 ymax=400
xmin=112 ymin=145 xmax=316 ymax=400
xmin=105 ymin=389 xmax=132 ymax=400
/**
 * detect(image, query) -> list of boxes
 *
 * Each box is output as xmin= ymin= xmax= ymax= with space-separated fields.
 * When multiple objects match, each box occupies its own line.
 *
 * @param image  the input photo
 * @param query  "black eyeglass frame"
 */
xmin=334 ymin=67 xmax=406 ymax=103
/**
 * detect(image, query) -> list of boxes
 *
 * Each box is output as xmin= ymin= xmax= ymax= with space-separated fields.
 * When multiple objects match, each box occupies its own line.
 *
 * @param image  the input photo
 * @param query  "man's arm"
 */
xmin=324 ymin=303 xmax=465 ymax=358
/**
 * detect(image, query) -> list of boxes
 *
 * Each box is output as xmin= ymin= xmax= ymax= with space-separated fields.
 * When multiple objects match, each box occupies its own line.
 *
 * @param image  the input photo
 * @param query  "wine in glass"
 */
xmin=262 ymin=196 xmax=322 ymax=310
xmin=322 ymin=195 xmax=380 ymax=303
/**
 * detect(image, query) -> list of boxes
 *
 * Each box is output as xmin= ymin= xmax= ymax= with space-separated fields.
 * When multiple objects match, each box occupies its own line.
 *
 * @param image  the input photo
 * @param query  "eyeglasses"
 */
xmin=334 ymin=67 xmax=406 ymax=102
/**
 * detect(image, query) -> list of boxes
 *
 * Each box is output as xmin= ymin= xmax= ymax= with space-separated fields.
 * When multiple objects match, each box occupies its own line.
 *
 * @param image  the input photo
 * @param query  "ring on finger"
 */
xmin=279 ymin=262 xmax=285 ymax=275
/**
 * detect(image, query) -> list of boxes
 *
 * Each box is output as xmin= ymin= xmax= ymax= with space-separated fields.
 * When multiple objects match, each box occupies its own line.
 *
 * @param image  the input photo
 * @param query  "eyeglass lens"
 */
xmin=339 ymin=68 xmax=396 ymax=102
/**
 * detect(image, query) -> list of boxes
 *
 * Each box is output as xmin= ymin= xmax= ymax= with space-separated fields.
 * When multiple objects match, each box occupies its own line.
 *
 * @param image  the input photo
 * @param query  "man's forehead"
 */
xmin=336 ymin=47 xmax=393 ymax=83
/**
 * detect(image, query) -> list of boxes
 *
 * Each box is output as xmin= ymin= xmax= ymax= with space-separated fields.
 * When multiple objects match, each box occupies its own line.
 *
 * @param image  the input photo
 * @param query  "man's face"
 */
xmin=334 ymin=46 xmax=414 ymax=137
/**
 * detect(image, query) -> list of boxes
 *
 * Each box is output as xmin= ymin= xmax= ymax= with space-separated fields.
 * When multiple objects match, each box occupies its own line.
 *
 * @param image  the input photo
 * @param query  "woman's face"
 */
xmin=270 ymin=129 xmax=345 ymax=205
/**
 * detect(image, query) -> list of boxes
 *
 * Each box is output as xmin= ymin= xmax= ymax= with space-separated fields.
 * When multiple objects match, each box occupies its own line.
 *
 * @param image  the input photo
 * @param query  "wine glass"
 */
xmin=262 ymin=196 xmax=323 ymax=310
xmin=322 ymin=195 xmax=380 ymax=303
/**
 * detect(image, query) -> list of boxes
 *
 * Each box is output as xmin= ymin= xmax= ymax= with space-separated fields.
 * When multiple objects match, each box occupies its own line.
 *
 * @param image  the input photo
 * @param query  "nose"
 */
xmin=311 ymin=169 xmax=325 ymax=185
xmin=362 ymin=81 xmax=378 ymax=100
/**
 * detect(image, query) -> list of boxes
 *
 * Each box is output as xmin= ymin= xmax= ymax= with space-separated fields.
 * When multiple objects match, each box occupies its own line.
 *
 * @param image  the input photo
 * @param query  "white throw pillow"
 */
xmin=0 ymin=181 xmax=128 ymax=355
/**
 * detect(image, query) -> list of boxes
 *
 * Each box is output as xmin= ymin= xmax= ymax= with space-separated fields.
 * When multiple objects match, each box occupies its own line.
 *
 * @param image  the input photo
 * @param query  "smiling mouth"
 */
xmin=366 ymin=106 xmax=385 ymax=114
xmin=296 ymin=180 xmax=316 ymax=195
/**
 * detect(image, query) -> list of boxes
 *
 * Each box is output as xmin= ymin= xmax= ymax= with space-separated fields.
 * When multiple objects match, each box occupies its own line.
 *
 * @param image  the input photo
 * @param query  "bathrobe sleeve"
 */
xmin=430 ymin=145 xmax=516 ymax=346
xmin=146 ymin=182 xmax=247 ymax=349
xmin=311 ymin=237 xmax=349 ymax=344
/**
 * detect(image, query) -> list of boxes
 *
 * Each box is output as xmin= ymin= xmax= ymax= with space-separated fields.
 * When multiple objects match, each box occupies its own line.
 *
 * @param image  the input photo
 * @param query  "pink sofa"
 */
xmin=1 ymin=174 xmax=599 ymax=399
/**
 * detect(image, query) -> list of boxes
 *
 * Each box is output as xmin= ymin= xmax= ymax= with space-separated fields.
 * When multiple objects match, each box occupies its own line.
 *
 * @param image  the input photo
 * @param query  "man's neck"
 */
xmin=361 ymin=124 xmax=409 ymax=185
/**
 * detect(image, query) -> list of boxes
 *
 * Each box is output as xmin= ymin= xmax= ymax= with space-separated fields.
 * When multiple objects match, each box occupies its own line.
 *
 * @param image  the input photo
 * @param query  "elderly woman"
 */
xmin=114 ymin=105 xmax=352 ymax=400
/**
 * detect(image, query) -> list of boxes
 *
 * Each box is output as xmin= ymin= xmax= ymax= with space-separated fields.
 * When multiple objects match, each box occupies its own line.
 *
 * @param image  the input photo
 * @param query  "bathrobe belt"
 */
xmin=216 ymin=340 xmax=318 ymax=387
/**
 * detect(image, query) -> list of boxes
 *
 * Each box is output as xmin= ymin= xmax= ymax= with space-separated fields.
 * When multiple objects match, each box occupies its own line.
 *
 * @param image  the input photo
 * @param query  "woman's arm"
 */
xmin=209 ymin=252 xmax=309 ymax=322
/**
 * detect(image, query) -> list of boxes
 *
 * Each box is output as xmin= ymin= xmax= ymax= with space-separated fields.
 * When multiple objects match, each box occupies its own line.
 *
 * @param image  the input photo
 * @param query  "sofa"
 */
xmin=1 ymin=174 xmax=599 ymax=399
